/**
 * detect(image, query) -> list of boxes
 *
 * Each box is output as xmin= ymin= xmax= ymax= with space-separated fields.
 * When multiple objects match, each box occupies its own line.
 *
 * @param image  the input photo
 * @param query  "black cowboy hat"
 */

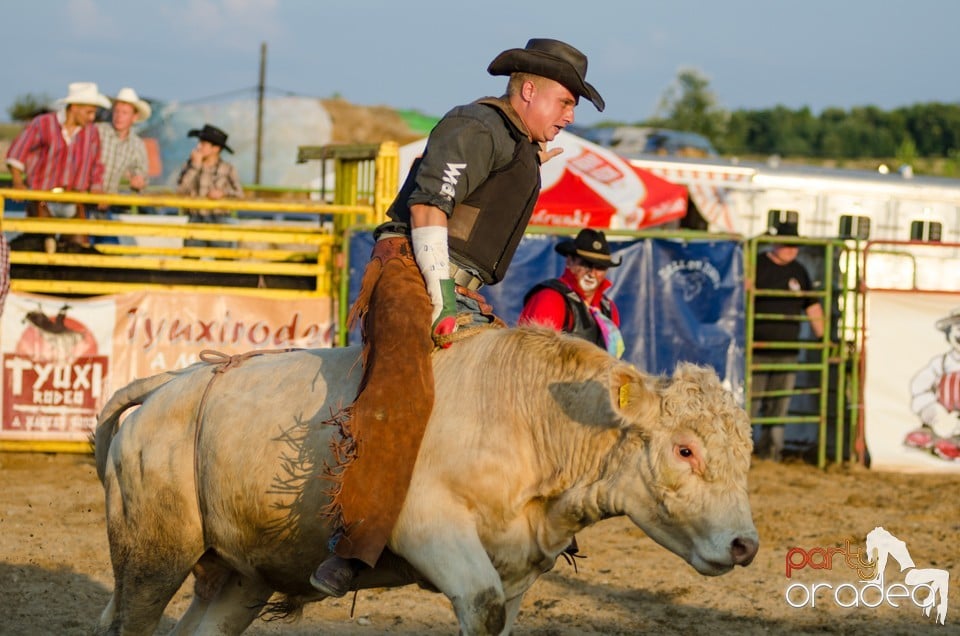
xmin=556 ymin=228 xmax=621 ymax=268
xmin=187 ymin=123 xmax=233 ymax=153
xmin=766 ymin=221 xmax=799 ymax=238
xmin=488 ymin=38 xmax=605 ymax=112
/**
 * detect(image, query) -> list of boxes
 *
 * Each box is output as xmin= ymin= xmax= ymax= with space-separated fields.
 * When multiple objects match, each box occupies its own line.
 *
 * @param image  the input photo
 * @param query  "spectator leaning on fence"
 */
xmin=96 ymin=87 xmax=151 ymax=200
xmin=750 ymin=221 xmax=824 ymax=462
xmin=175 ymin=124 xmax=244 ymax=247
xmin=5 ymin=81 xmax=108 ymax=252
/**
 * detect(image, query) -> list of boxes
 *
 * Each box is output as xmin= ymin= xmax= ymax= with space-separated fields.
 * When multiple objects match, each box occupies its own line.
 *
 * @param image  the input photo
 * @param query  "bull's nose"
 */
xmin=730 ymin=536 xmax=759 ymax=566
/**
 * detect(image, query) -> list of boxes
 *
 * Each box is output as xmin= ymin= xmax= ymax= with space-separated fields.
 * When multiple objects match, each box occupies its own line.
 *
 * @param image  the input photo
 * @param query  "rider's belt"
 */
xmin=375 ymin=222 xmax=482 ymax=290
xmin=450 ymin=261 xmax=483 ymax=291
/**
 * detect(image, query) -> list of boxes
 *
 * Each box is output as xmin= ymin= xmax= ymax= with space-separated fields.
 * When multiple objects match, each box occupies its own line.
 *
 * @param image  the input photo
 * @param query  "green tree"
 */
xmin=7 ymin=93 xmax=52 ymax=121
xmin=654 ymin=68 xmax=726 ymax=144
xmin=896 ymin=136 xmax=918 ymax=167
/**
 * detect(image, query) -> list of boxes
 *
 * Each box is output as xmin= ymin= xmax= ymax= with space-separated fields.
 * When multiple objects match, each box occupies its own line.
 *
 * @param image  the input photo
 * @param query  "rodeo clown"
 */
xmin=905 ymin=306 xmax=960 ymax=461
xmin=309 ymin=38 xmax=605 ymax=597
xmin=518 ymin=228 xmax=625 ymax=359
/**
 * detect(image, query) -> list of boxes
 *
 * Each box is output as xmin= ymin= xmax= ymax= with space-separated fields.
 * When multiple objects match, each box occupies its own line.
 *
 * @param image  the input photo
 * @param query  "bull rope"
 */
xmin=431 ymin=315 xmax=503 ymax=348
xmin=191 ymin=348 xmax=300 ymax=541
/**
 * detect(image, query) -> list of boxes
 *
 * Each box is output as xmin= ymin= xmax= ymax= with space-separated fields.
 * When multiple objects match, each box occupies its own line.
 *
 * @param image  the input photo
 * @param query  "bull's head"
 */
xmin=609 ymin=361 xmax=759 ymax=575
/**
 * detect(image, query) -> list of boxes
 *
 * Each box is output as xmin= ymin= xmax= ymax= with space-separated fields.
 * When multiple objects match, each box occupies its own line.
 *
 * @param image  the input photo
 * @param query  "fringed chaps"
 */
xmin=329 ymin=236 xmax=435 ymax=567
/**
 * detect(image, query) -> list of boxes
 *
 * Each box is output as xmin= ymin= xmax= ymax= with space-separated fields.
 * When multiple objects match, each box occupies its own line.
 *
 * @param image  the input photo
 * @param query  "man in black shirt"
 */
xmin=751 ymin=222 xmax=824 ymax=461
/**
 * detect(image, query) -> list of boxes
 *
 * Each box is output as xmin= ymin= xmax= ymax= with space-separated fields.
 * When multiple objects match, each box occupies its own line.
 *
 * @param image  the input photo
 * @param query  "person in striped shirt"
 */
xmin=5 ymin=82 xmax=109 ymax=251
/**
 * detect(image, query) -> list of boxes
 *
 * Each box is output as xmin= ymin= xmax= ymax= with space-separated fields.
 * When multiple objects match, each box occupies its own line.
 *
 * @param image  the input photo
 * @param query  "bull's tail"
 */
xmin=94 ymin=369 xmax=185 ymax=483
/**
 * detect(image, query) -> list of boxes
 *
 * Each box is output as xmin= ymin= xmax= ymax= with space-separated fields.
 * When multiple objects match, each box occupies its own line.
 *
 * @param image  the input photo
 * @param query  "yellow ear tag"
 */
xmin=619 ymin=383 xmax=631 ymax=409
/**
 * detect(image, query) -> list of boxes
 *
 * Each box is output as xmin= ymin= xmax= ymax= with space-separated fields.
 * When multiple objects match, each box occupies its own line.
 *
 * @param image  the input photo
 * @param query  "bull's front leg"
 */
xmin=393 ymin=497 xmax=509 ymax=635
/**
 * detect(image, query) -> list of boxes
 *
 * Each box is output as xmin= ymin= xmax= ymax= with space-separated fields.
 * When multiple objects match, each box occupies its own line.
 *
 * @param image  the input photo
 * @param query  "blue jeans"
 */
xmin=751 ymin=351 xmax=799 ymax=461
xmin=186 ymin=214 xmax=233 ymax=248
xmin=454 ymin=289 xmax=497 ymax=330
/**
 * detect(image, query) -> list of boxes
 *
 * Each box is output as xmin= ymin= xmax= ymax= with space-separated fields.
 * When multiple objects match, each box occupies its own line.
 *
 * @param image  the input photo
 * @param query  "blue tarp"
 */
xmin=347 ymin=231 xmax=745 ymax=396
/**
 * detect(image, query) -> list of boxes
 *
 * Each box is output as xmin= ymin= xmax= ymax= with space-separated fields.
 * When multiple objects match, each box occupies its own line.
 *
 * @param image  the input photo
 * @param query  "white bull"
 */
xmin=94 ymin=327 xmax=758 ymax=635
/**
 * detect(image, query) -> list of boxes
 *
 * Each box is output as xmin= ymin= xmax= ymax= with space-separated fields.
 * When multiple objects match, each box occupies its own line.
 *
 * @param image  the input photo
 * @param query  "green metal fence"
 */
xmin=744 ymin=234 xmax=864 ymax=467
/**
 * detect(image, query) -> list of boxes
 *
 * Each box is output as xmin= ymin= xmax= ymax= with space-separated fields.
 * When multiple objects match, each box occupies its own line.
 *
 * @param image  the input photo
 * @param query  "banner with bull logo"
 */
xmin=0 ymin=291 xmax=333 ymax=447
xmin=348 ymin=231 xmax=745 ymax=396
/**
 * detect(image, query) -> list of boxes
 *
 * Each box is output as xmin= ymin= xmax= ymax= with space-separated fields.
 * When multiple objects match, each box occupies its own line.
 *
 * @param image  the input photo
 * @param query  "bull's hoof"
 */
xmin=309 ymin=556 xmax=360 ymax=597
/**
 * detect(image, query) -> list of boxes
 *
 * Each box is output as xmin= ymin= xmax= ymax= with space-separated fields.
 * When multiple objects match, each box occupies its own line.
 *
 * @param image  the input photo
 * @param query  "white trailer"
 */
xmin=630 ymin=155 xmax=960 ymax=291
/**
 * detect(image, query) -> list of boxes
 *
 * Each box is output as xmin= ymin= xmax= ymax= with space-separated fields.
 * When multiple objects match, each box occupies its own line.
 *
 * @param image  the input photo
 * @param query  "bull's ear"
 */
xmin=610 ymin=365 xmax=658 ymax=425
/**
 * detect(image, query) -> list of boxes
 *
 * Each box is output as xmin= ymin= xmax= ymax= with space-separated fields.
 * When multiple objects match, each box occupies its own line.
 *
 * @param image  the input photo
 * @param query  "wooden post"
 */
xmin=255 ymin=42 xmax=267 ymax=185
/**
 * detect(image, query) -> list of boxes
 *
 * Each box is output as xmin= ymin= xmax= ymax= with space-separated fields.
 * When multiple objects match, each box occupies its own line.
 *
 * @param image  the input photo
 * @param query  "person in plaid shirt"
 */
xmin=175 ymin=124 xmax=244 ymax=247
xmin=5 ymin=82 xmax=109 ymax=251
xmin=90 ymin=88 xmax=152 ymax=244
xmin=96 ymin=87 xmax=150 ymax=197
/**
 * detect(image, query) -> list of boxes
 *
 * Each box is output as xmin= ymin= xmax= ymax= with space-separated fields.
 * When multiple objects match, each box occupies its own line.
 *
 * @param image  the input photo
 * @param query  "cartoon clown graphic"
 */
xmin=905 ymin=306 xmax=960 ymax=461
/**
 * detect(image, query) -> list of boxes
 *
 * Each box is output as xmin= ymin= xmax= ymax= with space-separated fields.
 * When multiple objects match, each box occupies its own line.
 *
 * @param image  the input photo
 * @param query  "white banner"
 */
xmin=865 ymin=291 xmax=960 ymax=472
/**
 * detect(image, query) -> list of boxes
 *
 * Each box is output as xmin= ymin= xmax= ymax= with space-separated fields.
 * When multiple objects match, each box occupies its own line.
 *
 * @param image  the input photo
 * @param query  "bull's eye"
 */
xmin=678 ymin=446 xmax=693 ymax=458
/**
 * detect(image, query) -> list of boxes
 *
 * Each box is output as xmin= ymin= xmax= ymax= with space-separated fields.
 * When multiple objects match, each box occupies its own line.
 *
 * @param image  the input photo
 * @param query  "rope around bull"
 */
xmin=431 ymin=314 xmax=503 ymax=348
xmin=191 ymin=348 xmax=301 ymax=540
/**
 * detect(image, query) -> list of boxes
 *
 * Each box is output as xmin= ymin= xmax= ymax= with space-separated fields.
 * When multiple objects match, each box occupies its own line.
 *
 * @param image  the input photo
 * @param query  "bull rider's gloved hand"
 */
xmin=431 ymin=278 xmax=458 ymax=347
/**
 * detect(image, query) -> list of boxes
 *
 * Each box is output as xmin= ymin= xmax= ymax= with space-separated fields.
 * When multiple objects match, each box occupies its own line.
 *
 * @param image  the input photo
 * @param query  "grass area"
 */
xmin=748 ymin=155 xmax=960 ymax=179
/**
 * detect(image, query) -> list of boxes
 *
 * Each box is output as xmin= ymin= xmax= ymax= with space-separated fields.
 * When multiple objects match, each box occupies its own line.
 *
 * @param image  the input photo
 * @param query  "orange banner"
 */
xmin=1 ymin=291 xmax=333 ymax=444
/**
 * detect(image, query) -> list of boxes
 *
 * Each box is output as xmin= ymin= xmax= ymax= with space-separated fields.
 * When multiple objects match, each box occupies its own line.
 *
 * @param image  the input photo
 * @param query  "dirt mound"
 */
xmin=321 ymin=98 xmax=425 ymax=146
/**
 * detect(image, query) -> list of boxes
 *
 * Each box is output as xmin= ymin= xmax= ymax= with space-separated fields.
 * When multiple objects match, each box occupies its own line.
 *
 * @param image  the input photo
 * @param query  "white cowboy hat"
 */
xmin=56 ymin=82 xmax=111 ymax=110
xmin=111 ymin=87 xmax=152 ymax=121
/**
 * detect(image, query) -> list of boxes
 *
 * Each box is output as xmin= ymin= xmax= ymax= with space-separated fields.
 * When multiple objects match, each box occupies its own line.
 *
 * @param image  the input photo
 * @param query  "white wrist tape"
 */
xmin=411 ymin=225 xmax=451 ymax=323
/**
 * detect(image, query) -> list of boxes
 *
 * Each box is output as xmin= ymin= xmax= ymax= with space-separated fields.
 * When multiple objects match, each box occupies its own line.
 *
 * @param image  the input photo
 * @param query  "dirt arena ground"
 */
xmin=1 ymin=451 xmax=957 ymax=635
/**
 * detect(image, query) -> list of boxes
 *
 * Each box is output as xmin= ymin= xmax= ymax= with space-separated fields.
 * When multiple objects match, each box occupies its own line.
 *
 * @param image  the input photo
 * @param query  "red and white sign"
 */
xmin=3 ymin=297 xmax=115 ymax=441
xmin=1 ymin=291 xmax=334 ymax=444
xmin=534 ymin=131 xmax=688 ymax=229
xmin=399 ymin=131 xmax=688 ymax=230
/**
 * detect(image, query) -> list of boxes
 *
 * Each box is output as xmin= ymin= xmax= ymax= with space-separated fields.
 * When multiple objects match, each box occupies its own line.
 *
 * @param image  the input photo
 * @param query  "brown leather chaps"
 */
xmin=329 ymin=236 xmax=435 ymax=567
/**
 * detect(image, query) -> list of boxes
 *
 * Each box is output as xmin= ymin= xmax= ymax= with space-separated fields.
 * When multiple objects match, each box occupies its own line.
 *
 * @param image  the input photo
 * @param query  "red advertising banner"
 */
xmin=1 ymin=291 xmax=333 ymax=446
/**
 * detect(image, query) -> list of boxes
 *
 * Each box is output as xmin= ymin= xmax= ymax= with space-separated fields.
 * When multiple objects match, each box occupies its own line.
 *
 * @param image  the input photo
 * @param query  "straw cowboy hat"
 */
xmin=187 ymin=124 xmax=233 ymax=153
xmin=56 ymin=82 xmax=111 ymax=110
xmin=487 ymin=38 xmax=605 ymax=112
xmin=111 ymin=87 xmax=152 ymax=121
xmin=556 ymin=228 xmax=622 ymax=268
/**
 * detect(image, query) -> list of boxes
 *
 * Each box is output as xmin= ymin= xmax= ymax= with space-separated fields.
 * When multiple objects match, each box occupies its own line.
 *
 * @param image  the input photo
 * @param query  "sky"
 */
xmin=2 ymin=0 xmax=958 ymax=127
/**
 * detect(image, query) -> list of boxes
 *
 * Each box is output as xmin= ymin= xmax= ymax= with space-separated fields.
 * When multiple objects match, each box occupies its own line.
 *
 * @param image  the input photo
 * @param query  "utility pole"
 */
xmin=255 ymin=42 xmax=267 ymax=184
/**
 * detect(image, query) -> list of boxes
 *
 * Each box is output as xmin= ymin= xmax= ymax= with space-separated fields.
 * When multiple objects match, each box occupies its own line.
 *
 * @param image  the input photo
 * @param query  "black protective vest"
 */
xmin=523 ymin=279 xmax=615 ymax=349
xmin=388 ymin=102 xmax=541 ymax=285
